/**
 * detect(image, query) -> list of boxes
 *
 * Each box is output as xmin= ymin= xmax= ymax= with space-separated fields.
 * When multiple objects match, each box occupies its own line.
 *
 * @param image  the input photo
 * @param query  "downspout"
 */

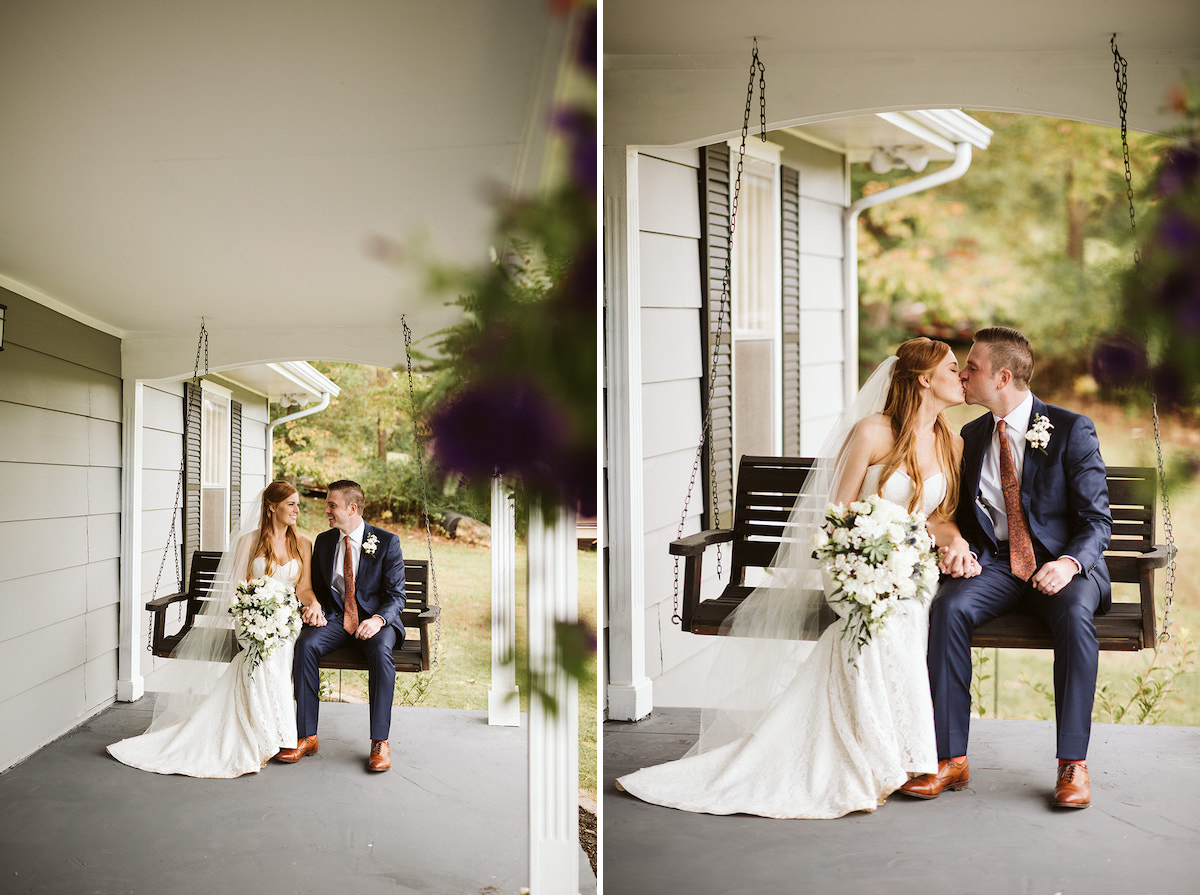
xmin=842 ymin=141 xmax=974 ymax=405
xmin=265 ymin=391 xmax=332 ymax=479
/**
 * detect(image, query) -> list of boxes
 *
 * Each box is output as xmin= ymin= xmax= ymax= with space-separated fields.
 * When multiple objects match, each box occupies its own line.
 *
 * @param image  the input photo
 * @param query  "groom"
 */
xmin=904 ymin=327 xmax=1112 ymax=808
xmin=275 ymin=479 xmax=406 ymax=772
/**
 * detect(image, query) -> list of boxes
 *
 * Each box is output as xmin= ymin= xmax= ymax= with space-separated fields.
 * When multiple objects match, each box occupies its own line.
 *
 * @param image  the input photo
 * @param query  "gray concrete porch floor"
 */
xmin=603 ymin=709 xmax=1199 ymax=895
xmin=0 ymin=700 xmax=595 ymax=895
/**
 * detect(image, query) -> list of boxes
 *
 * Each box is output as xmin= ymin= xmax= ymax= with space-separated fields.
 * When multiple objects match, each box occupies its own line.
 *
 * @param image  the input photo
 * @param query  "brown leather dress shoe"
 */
xmin=898 ymin=758 xmax=970 ymax=799
xmin=1053 ymin=761 xmax=1090 ymax=808
xmin=274 ymin=735 xmax=318 ymax=763
xmin=368 ymin=740 xmax=391 ymax=772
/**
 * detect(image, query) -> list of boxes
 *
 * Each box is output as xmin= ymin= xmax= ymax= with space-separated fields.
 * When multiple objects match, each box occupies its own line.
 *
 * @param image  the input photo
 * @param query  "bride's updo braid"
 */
xmin=249 ymin=480 xmax=304 ymax=577
xmin=877 ymin=338 xmax=960 ymax=517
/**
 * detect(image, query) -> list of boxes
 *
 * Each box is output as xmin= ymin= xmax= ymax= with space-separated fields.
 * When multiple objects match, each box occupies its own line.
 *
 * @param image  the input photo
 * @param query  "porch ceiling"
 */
xmin=604 ymin=0 xmax=1200 ymax=148
xmin=0 ymin=0 xmax=570 ymax=375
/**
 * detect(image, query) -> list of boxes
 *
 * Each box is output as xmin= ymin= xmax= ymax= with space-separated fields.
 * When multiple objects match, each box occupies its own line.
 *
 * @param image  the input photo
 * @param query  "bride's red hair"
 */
xmin=876 ymin=338 xmax=960 ymax=517
xmin=248 ymin=481 xmax=304 ymax=577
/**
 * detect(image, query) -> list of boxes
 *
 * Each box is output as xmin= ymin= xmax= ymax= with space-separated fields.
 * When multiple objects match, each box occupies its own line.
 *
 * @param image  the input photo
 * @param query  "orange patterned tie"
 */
xmin=996 ymin=420 xmax=1037 ymax=581
xmin=342 ymin=535 xmax=359 ymax=635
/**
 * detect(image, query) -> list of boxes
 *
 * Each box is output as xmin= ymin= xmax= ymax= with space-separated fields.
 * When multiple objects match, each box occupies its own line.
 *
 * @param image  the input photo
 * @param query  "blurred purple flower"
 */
xmin=1151 ymin=362 xmax=1187 ymax=410
xmin=1156 ymin=211 xmax=1200 ymax=254
xmin=1156 ymin=143 xmax=1200 ymax=197
xmin=1091 ymin=337 xmax=1148 ymax=389
xmin=430 ymin=379 xmax=577 ymax=491
xmin=575 ymin=6 xmax=596 ymax=75
xmin=555 ymin=107 xmax=596 ymax=193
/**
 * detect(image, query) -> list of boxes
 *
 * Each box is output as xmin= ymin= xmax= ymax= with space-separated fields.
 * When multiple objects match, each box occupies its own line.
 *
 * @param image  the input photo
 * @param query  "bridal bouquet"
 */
xmin=812 ymin=494 xmax=940 ymax=664
xmin=228 ymin=577 xmax=302 ymax=676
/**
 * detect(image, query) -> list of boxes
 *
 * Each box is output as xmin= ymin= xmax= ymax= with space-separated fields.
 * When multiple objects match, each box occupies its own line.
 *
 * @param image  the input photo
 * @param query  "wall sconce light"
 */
xmin=0 ymin=302 xmax=6 ymax=351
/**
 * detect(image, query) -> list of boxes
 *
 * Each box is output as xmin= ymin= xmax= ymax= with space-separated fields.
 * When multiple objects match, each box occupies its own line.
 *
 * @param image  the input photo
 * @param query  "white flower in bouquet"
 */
xmin=811 ymin=494 xmax=939 ymax=664
xmin=228 ymin=576 xmax=302 ymax=677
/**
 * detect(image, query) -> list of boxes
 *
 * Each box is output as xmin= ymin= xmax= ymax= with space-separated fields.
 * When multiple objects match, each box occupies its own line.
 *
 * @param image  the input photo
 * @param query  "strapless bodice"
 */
xmin=250 ymin=556 xmax=301 ymax=587
xmin=860 ymin=464 xmax=946 ymax=517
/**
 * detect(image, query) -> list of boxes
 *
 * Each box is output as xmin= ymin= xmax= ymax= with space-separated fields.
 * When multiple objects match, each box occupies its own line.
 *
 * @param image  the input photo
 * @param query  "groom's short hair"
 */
xmin=328 ymin=479 xmax=365 ymax=513
xmin=974 ymin=326 xmax=1034 ymax=388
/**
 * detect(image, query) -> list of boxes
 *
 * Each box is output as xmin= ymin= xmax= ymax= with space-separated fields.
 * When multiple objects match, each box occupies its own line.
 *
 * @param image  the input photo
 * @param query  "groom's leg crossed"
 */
xmin=929 ymin=566 xmax=1024 ymax=758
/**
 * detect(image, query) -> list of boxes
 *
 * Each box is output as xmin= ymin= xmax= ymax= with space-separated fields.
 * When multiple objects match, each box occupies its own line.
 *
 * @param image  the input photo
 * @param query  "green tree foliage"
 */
xmin=855 ymin=111 xmax=1161 ymax=380
xmin=272 ymin=362 xmax=488 ymax=525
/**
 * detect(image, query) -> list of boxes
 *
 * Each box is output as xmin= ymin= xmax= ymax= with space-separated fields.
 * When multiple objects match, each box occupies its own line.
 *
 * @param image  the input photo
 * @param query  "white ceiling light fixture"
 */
xmin=869 ymin=146 xmax=932 ymax=174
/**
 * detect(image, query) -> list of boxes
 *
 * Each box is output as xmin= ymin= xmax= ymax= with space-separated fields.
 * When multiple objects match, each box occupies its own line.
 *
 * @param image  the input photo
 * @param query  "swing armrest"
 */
xmin=1135 ymin=545 xmax=1174 ymax=571
xmin=146 ymin=591 xmax=191 ymax=612
xmin=670 ymin=528 xmax=735 ymax=557
xmin=416 ymin=606 xmax=441 ymax=622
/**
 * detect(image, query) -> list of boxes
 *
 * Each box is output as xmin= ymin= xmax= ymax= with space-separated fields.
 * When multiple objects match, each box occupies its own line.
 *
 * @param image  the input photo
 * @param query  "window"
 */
xmin=184 ymin=381 xmax=242 ymax=576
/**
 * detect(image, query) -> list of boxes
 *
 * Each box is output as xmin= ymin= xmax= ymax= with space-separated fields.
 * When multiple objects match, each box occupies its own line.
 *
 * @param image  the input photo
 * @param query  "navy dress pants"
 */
xmin=293 ymin=620 xmax=398 ymax=742
xmin=928 ymin=559 xmax=1101 ymax=761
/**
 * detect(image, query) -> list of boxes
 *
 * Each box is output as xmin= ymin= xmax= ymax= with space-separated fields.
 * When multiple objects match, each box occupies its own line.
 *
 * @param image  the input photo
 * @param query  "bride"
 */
xmin=616 ymin=338 xmax=980 ymax=818
xmin=108 ymin=481 xmax=313 ymax=777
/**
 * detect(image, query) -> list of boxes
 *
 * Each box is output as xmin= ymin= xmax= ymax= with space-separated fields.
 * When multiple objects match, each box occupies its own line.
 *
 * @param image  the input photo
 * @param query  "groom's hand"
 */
xmin=1030 ymin=558 xmax=1078 ymax=595
xmin=302 ymin=603 xmax=327 ymax=627
xmin=354 ymin=615 xmax=386 ymax=640
xmin=938 ymin=539 xmax=976 ymax=578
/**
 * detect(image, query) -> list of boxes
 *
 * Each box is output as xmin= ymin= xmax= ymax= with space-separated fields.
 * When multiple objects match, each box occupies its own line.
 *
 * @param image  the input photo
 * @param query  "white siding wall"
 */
xmin=632 ymin=138 xmax=851 ymax=707
xmin=635 ymin=148 xmax=726 ymax=706
xmin=0 ymin=291 xmax=122 ymax=771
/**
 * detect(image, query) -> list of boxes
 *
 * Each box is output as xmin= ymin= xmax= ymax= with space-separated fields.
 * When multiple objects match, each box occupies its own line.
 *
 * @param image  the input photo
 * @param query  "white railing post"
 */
xmin=527 ymin=501 xmax=579 ymax=894
xmin=488 ymin=475 xmax=520 ymax=726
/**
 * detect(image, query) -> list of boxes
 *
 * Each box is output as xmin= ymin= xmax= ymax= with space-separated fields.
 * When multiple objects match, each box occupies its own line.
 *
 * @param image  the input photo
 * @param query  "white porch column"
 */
xmin=117 ymin=379 xmax=145 ymax=702
xmin=488 ymin=476 xmax=520 ymax=726
xmin=527 ymin=501 xmax=578 ymax=894
xmin=603 ymin=145 xmax=653 ymax=720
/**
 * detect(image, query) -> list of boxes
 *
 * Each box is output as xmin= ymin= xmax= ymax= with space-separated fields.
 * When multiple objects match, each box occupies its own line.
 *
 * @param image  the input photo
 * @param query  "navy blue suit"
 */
xmin=293 ymin=524 xmax=406 ymax=741
xmin=928 ymin=396 xmax=1112 ymax=760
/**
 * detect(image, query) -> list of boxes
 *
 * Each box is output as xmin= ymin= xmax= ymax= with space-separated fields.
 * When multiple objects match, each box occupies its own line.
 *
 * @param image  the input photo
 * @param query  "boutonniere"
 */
xmin=1026 ymin=414 xmax=1054 ymax=452
xmin=362 ymin=533 xmax=380 ymax=557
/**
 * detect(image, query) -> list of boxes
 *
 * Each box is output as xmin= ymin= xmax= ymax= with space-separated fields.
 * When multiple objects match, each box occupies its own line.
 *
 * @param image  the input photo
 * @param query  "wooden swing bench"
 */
xmin=672 ymin=456 xmax=1173 ymax=650
xmin=147 ymin=551 xmax=440 ymax=672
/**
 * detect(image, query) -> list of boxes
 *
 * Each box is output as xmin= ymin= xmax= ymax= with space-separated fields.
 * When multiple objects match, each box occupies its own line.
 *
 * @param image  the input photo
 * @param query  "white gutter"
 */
xmin=265 ymin=391 xmax=333 ymax=480
xmin=842 ymin=141 xmax=974 ymax=405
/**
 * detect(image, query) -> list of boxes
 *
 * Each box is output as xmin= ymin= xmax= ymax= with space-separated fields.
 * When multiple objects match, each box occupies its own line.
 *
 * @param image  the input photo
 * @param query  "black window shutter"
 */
xmin=230 ymin=399 xmax=242 ymax=531
xmin=699 ymin=142 xmax=734 ymax=529
xmin=781 ymin=164 xmax=801 ymax=456
xmin=183 ymin=381 xmax=202 ymax=583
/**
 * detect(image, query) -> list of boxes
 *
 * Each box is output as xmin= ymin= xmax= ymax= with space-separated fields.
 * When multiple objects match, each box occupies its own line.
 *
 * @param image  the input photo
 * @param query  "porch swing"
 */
xmin=670 ymin=37 xmax=1177 ymax=651
xmin=146 ymin=317 xmax=443 ymax=674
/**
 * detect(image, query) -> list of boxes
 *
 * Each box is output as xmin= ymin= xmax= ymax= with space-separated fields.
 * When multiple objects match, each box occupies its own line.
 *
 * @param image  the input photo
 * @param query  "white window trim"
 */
xmin=725 ymin=138 xmax=784 ymax=458
xmin=199 ymin=380 xmax=232 ymax=549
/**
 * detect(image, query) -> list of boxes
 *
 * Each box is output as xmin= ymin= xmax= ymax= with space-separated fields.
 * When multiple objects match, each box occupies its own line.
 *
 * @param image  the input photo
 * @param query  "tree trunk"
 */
xmin=1065 ymin=163 xmax=1085 ymax=265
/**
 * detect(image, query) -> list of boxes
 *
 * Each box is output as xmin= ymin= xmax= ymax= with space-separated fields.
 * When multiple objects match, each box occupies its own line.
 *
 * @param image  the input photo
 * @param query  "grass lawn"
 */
xmin=944 ymin=394 xmax=1199 ymax=728
xmin=297 ymin=498 xmax=598 ymax=800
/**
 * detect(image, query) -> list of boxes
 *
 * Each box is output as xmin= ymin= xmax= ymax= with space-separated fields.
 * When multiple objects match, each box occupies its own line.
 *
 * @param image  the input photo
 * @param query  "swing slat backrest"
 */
xmin=673 ymin=456 xmax=1171 ymax=650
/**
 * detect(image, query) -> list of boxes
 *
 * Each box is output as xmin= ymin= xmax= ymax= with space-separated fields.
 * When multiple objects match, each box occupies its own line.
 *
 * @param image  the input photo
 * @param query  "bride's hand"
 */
xmin=302 ymin=603 xmax=327 ymax=627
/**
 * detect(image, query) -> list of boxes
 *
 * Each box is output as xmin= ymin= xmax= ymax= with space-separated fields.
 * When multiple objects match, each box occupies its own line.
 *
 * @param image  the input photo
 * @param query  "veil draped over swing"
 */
xmin=687 ymin=356 xmax=899 ymax=758
xmin=142 ymin=490 xmax=269 ymax=736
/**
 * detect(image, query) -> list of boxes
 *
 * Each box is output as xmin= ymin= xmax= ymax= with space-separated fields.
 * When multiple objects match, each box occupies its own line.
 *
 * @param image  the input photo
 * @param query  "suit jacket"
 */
xmin=310 ymin=523 xmax=407 ymax=641
xmin=957 ymin=395 xmax=1113 ymax=612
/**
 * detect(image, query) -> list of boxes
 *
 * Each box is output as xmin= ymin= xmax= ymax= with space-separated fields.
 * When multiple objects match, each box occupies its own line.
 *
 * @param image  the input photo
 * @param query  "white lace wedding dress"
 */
xmin=617 ymin=466 xmax=941 ymax=819
xmin=108 ymin=557 xmax=300 ymax=777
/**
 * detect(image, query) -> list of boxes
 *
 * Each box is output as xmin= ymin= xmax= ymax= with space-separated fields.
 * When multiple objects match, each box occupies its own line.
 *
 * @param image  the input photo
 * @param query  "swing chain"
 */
xmin=672 ymin=39 xmax=766 ymax=625
xmin=402 ymin=317 xmax=442 ymax=669
xmin=1112 ymin=34 xmax=1174 ymax=642
xmin=1110 ymin=34 xmax=1141 ymax=269
xmin=149 ymin=319 xmax=210 ymax=651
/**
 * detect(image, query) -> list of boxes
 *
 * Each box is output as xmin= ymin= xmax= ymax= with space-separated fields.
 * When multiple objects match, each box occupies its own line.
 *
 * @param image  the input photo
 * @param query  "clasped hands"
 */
xmin=300 ymin=602 xmax=385 ymax=639
xmin=937 ymin=538 xmax=982 ymax=578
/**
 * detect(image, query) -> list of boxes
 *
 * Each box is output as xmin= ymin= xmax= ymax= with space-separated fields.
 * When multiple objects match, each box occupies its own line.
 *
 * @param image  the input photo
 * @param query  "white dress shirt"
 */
xmin=331 ymin=521 xmax=366 ymax=600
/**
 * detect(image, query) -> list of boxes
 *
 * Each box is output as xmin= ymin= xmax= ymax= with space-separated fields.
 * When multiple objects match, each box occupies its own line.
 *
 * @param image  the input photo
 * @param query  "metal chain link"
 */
xmin=1111 ymin=33 xmax=1174 ymax=641
xmin=402 ymin=317 xmax=442 ymax=668
xmin=672 ymin=39 xmax=766 ymax=625
xmin=149 ymin=319 xmax=209 ymax=651
xmin=1111 ymin=35 xmax=1142 ymax=269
